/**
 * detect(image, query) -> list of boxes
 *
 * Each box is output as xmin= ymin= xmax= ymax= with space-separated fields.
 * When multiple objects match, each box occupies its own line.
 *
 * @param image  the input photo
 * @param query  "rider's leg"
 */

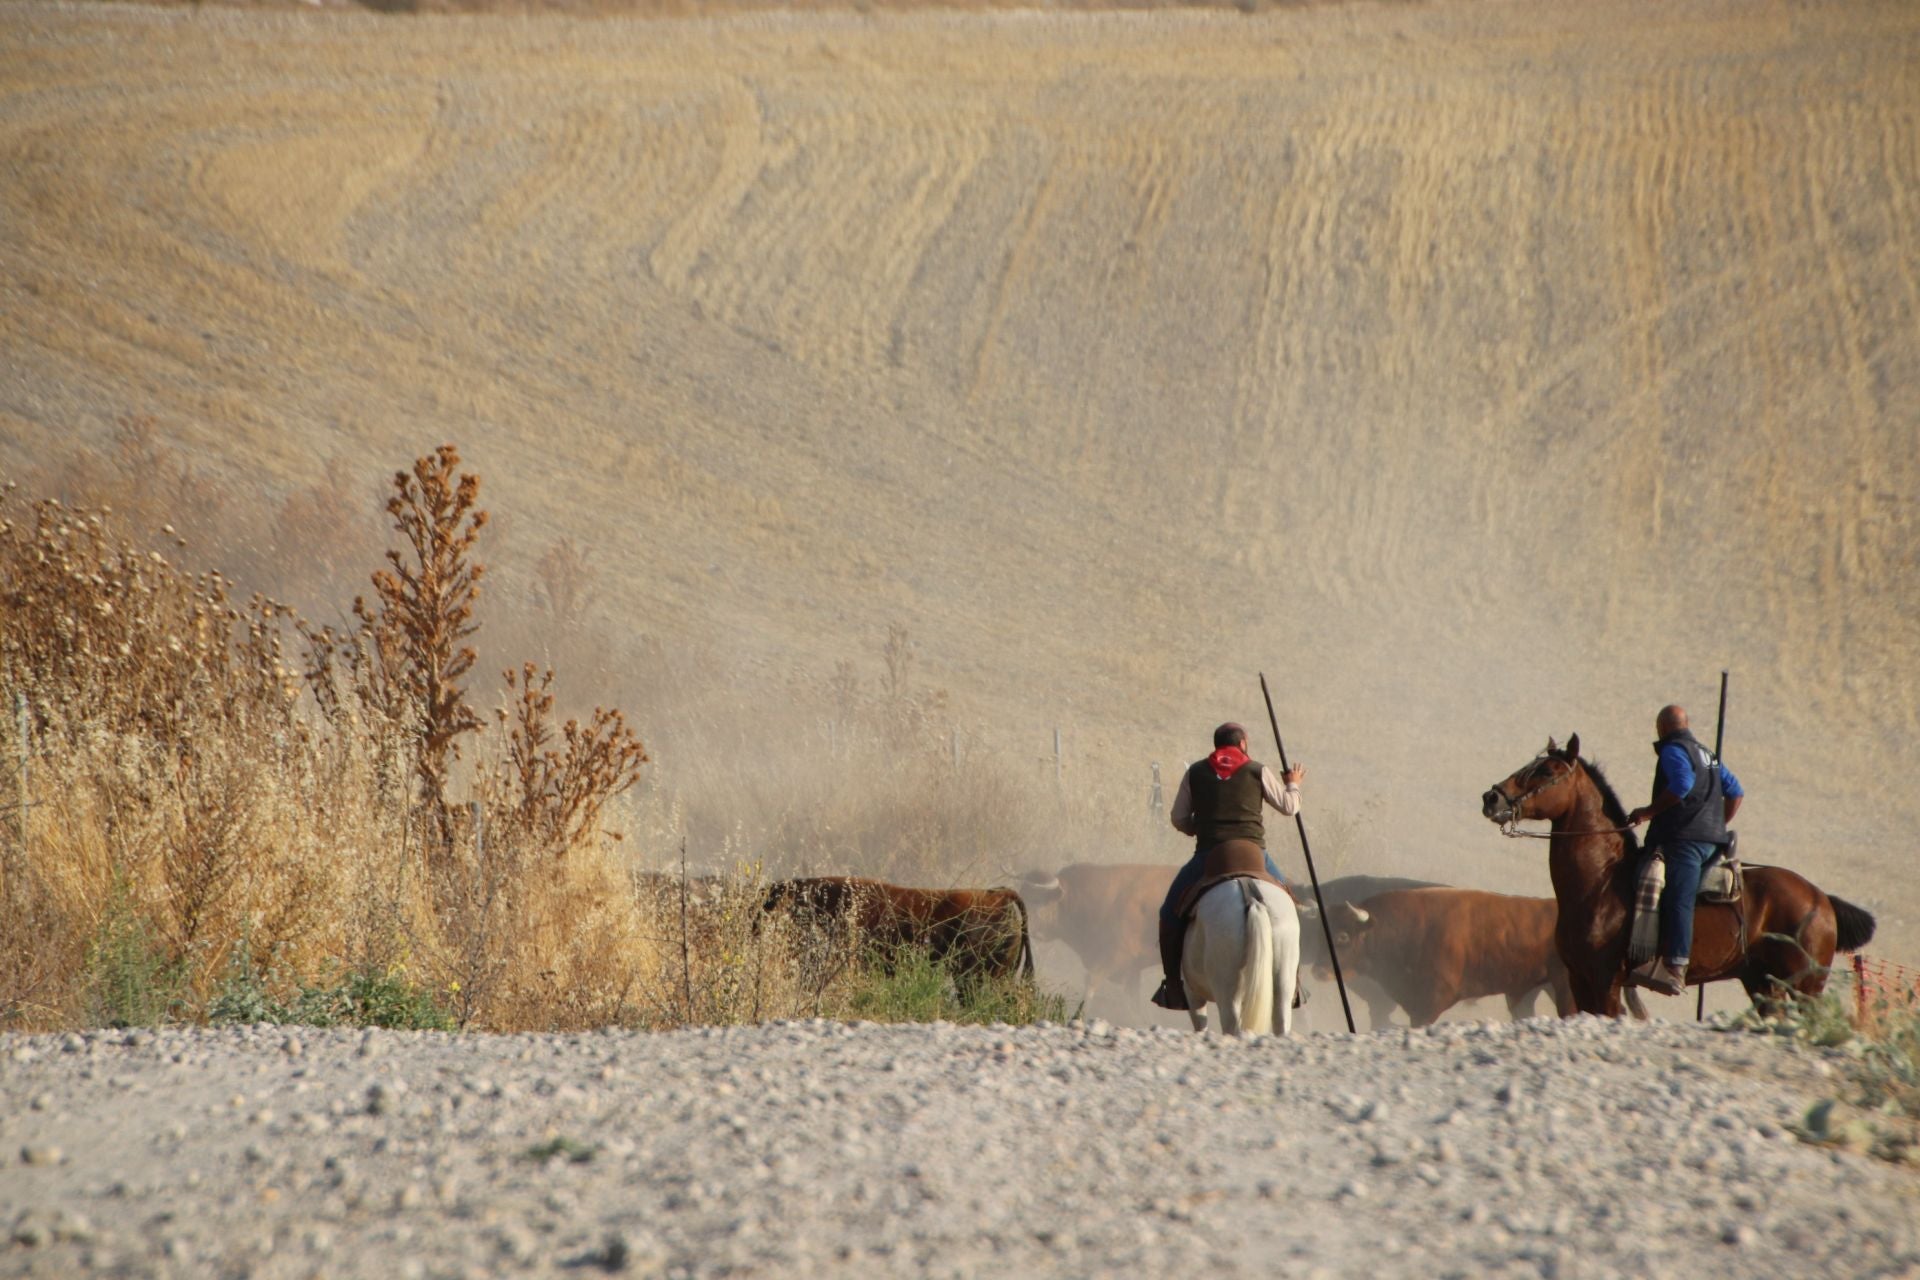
xmin=1151 ymin=850 xmax=1204 ymax=1010
xmin=1660 ymin=840 xmax=1714 ymax=977
xmin=1638 ymin=839 xmax=1713 ymax=994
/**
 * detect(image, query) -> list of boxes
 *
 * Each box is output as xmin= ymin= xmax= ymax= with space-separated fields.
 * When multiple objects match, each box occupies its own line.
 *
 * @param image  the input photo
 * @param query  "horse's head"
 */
xmin=1482 ymin=734 xmax=1584 ymax=826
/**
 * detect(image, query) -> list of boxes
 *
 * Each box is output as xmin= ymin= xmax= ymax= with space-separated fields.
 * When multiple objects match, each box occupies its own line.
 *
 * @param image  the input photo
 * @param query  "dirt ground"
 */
xmin=1 ymin=0 xmax=1915 ymax=972
xmin=5 ymin=1019 xmax=1919 ymax=1278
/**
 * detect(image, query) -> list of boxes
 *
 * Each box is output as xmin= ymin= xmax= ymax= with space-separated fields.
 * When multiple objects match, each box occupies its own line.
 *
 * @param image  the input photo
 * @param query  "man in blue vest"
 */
xmin=1149 ymin=721 xmax=1305 ymax=1011
xmin=1625 ymin=704 xmax=1745 ymax=995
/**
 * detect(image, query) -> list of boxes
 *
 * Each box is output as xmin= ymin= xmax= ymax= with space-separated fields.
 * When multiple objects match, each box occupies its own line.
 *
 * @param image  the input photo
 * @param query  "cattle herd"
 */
xmin=1013 ymin=866 xmax=1624 ymax=1029
xmin=742 ymin=862 xmax=1628 ymax=1031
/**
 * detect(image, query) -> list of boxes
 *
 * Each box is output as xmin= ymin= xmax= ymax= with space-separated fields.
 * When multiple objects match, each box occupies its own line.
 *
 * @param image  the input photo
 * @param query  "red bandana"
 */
xmin=1207 ymin=745 xmax=1250 ymax=780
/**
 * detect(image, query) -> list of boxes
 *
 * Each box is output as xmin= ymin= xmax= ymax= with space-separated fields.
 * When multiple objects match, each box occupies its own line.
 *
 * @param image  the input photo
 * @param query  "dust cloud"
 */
xmin=2 ymin=0 xmax=1914 ymax=1022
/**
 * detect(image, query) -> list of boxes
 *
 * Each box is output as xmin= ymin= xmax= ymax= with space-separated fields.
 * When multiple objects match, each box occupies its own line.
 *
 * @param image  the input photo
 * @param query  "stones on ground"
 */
xmin=495 ymin=1221 xmax=539 ymax=1264
xmin=11 ymin=1208 xmax=94 ymax=1247
xmin=19 ymin=1144 xmax=63 ymax=1165
xmin=0 ymin=1018 xmax=1910 ymax=1275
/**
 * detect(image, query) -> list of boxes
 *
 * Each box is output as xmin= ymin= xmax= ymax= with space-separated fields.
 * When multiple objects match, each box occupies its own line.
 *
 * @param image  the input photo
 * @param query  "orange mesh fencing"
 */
xmin=1852 ymin=954 xmax=1920 ymax=1025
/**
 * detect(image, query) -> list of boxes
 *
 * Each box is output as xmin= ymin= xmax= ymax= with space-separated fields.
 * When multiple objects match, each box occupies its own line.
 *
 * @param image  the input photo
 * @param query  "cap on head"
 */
xmin=1657 ymin=704 xmax=1688 ymax=736
xmin=1213 ymin=722 xmax=1249 ymax=748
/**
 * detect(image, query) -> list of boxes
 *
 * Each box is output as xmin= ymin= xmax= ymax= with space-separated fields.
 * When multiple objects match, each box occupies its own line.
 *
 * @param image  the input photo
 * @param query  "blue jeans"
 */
xmin=1656 ymin=839 xmax=1719 ymax=963
xmin=1159 ymin=847 xmax=1286 ymax=925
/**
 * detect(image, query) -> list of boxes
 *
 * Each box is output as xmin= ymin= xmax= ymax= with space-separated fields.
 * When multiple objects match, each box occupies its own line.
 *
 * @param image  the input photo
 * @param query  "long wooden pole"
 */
xmin=1699 ymin=669 xmax=1729 ymax=1022
xmin=1260 ymin=673 xmax=1355 ymax=1033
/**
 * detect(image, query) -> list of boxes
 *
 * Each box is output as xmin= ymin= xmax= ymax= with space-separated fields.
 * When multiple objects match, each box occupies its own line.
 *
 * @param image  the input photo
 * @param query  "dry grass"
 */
xmin=0 ymin=449 xmax=1076 ymax=1032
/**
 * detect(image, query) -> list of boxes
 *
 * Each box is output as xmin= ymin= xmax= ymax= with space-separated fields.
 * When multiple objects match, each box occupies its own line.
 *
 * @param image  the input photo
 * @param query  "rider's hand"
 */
xmin=1283 ymin=764 xmax=1306 ymax=786
xmin=1626 ymin=807 xmax=1651 ymax=827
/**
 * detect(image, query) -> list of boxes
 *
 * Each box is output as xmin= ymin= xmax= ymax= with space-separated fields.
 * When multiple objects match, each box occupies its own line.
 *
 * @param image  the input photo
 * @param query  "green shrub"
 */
xmin=1730 ymin=986 xmax=1920 ymax=1164
xmin=840 ymin=945 xmax=1070 ymax=1027
xmin=207 ymin=946 xmax=453 ymax=1031
xmin=83 ymin=879 xmax=185 ymax=1028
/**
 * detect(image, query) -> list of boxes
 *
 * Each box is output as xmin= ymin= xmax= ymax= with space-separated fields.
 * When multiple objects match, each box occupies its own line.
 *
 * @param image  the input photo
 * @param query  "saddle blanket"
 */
xmin=1627 ymin=836 xmax=1742 ymax=965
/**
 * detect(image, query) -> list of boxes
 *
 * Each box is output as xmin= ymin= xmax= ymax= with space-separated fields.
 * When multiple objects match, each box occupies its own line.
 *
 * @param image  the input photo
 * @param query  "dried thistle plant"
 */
xmin=492 ymin=662 xmax=648 ymax=857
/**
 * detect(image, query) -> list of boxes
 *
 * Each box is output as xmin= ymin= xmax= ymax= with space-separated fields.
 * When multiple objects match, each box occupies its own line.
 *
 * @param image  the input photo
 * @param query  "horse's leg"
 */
xmin=1213 ymin=920 xmax=1243 ymax=1036
xmin=1547 ymin=952 xmax=1578 ymax=1018
xmin=1567 ymin=968 xmax=1613 ymax=1017
xmin=1740 ymin=967 xmax=1784 ymax=1018
xmin=1270 ymin=897 xmax=1299 ymax=1037
xmin=1742 ymin=940 xmax=1823 ymax=1016
xmin=1181 ymin=924 xmax=1210 ymax=1033
xmin=1622 ymin=987 xmax=1650 ymax=1021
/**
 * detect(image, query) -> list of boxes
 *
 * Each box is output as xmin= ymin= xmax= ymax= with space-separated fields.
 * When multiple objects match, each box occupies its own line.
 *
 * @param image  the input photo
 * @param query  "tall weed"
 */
xmin=1 ymin=442 xmax=1073 ymax=1034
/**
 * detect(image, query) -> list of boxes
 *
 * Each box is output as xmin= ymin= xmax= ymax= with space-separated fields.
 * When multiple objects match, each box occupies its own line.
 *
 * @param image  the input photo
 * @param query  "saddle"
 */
xmin=1626 ymin=833 xmax=1743 ymax=966
xmin=1172 ymin=839 xmax=1294 ymax=923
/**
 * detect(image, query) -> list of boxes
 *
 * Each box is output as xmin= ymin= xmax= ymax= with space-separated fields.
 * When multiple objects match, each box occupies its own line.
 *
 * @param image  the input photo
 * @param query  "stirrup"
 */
xmin=1628 ymin=958 xmax=1685 ymax=997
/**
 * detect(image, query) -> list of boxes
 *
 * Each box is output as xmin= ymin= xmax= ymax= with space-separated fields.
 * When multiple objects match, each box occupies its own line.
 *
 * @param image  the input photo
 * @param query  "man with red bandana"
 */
xmin=1149 ymin=721 xmax=1306 ymax=1012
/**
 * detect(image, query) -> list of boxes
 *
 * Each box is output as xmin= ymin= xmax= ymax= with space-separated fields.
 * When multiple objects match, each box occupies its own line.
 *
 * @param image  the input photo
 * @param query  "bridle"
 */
xmin=1493 ymin=753 xmax=1634 ymax=840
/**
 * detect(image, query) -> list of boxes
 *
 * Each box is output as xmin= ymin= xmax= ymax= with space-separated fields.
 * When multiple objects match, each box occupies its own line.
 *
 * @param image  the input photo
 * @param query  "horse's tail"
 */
xmin=1238 ymin=883 xmax=1275 ymax=1036
xmin=1830 ymin=896 xmax=1877 ymax=954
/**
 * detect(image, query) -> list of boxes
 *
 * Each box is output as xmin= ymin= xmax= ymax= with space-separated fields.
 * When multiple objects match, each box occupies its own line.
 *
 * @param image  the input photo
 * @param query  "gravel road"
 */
xmin=2 ymin=1018 xmax=1916 ymax=1278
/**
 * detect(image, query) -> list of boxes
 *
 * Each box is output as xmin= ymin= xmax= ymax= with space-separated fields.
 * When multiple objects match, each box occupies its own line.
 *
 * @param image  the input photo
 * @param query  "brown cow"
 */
xmin=1321 ymin=888 xmax=1578 ymax=1026
xmin=760 ymin=876 xmax=1034 ymax=989
xmin=1015 ymin=864 xmax=1168 ymax=1006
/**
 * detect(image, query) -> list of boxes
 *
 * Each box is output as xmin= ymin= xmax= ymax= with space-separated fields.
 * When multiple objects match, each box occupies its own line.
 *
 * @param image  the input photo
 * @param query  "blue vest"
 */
xmin=1646 ymin=729 xmax=1728 ymax=848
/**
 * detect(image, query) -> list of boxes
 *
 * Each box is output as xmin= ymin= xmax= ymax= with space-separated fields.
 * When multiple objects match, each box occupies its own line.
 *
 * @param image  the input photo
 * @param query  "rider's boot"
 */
xmin=1149 ymin=915 xmax=1188 ymax=1011
xmin=1628 ymin=956 xmax=1687 ymax=997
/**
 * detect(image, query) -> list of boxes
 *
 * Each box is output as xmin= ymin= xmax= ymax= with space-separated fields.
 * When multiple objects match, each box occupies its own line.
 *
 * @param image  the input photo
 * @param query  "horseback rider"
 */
xmin=1150 ymin=722 xmax=1305 ymax=1011
xmin=1624 ymin=704 xmax=1745 ymax=995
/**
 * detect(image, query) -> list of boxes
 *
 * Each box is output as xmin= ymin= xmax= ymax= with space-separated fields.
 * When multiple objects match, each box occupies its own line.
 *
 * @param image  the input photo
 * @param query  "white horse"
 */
xmin=1182 ymin=878 xmax=1300 ymax=1035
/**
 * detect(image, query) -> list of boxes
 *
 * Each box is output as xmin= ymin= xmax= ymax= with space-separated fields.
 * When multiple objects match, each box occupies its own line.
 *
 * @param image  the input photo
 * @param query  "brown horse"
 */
xmin=1481 ymin=735 xmax=1876 ymax=1016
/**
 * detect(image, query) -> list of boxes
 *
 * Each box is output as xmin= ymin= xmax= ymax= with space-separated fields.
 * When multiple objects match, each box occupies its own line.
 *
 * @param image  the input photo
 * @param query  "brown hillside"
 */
xmin=2 ymin=0 xmax=1916 ymax=966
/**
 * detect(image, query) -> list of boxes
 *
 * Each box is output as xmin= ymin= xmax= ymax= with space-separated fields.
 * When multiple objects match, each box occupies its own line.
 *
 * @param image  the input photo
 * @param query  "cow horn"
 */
xmin=1351 ymin=905 xmax=1370 ymax=924
xmin=1019 ymin=872 xmax=1059 ymax=890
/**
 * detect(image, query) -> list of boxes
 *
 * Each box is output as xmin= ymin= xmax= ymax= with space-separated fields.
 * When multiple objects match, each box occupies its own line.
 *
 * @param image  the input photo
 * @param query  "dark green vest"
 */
xmin=1187 ymin=758 xmax=1266 ymax=849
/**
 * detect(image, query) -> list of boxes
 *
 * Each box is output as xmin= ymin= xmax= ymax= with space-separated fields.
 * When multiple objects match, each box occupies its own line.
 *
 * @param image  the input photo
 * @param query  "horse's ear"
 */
xmin=1546 ymin=736 xmax=1559 ymax=753
xmin=1566 ymin=733 xmax=1581 ymax=761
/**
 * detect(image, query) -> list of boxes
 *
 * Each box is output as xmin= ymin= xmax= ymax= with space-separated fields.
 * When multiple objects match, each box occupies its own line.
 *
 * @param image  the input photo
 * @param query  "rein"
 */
xmin=1493 ymin=754 xmax=1635 ymax=839
xmin=1499 ymin=822 xmax=1635 ymax=840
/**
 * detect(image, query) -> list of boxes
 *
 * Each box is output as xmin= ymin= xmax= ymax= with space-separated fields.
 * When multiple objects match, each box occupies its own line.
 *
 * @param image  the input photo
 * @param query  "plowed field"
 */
xmin=2 ymin=0 xmax=1915 ymax=965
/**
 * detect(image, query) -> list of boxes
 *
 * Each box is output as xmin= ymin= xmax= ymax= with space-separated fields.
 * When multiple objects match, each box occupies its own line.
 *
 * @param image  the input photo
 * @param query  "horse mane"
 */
xmin=1572 ymin=755 xmax=1640 ymax=855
